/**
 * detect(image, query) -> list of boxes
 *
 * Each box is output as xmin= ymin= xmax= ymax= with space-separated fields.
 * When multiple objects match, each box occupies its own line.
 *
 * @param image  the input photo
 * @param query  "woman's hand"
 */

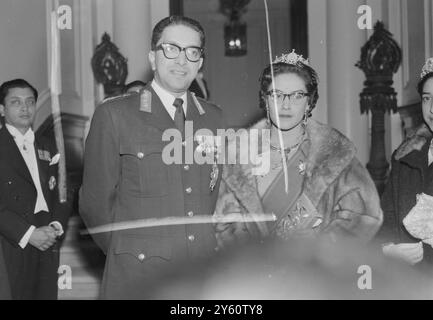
xmin=422 ymin=238 xmax=433 ymax=248
xmin=382 ymin=242 xmax=423 ymax=265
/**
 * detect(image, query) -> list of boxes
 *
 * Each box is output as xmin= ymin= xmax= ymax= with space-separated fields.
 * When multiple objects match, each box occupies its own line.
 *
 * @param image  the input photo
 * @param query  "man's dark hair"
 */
xmin=151 ymin=16 xmax=205 ymax=50
xmin=124 ymin=80 xmax=146 ymax=93
xmin=0 ymin=79 xmax=38 ymax=105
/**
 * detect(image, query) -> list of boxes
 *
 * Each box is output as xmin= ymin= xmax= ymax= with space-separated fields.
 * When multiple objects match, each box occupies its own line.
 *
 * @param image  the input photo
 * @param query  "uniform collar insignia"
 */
xmin=140 ymin=89 xmax=152 ymax=113
xmin=191 ymin=92 xmax=205 ymax=115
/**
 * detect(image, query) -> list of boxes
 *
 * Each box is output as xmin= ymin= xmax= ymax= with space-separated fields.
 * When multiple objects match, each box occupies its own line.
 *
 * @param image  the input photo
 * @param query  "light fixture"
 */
xmin=220 ymin=0 xmax=250 ymax=57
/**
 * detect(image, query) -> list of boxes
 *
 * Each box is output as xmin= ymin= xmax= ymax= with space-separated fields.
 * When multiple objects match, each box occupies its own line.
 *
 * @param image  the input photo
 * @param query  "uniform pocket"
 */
xmin=114 ymin=234 xmax=172 ymax=262
xmin=120 ymin=143 xmax=169 ymax=197
xmin=110 ymin=235 xmax=173 ymax=281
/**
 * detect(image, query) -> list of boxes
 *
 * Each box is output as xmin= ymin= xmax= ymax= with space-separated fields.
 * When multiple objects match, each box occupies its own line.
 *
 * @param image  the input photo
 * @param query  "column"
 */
xmin=309 ymin=0 xmax=370 ymax=164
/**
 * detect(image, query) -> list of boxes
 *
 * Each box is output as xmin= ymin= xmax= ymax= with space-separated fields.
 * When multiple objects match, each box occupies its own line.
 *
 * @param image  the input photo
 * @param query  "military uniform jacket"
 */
xmin=0 ymin=127 xmax=70 ymax=299
xmin=79 ymin=84 xmax=224 ymax=299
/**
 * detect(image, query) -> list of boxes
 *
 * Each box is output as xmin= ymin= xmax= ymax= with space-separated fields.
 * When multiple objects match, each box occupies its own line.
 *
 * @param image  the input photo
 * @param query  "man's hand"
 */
xmin=49 ymin=221 xmax=64 ymax=237
xmin=382 ymin=242 xmax=424 ymax=265
xmin=29 ymin=226 xmax=57 ymax=251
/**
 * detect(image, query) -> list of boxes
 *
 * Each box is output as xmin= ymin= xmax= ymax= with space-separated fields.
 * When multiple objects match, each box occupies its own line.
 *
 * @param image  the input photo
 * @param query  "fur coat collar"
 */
xmin=222 ymin=119 xmax=357 ymax=229
xmin=394 ymin=123 xmax=433 ymax=161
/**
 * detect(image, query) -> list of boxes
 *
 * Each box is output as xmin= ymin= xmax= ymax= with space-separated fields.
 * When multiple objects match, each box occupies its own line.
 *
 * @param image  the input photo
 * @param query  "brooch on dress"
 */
xmin=275 ymin=199 xmax=323 ymax=240
xmin=298 ymin=160 xmax=306 ymax=176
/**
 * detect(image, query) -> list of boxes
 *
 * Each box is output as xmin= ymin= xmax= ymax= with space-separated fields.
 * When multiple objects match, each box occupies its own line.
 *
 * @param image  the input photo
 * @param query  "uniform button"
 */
xmin=188 ymin=235 xmax=195 ymax=242
xmin=183 ymin=165 xmax=190 ymax=171
xmin=7 ymin=181 xmax=12 ymax=185
xmin=187 ymin=211 xmax=194 ymax=217
xmin=137 ymin=152 xmax=144 ymax=159
xmin=185 ymin=187 xmax=192 ymax=194
xmin=138 ymin=253 xmax=146 ymax=261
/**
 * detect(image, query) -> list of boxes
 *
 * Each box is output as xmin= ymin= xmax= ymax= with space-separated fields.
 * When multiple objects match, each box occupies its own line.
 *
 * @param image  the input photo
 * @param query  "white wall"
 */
xmin=0 ymin=0 xmax=49 ymax=106
xmin=309 ymin=0 xmax=370 ymax=164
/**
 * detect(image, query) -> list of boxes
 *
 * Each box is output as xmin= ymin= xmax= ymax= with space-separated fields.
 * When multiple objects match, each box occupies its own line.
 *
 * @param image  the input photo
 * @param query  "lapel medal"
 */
xmin=49 ymin=176 xmax=56 ymax=190
xmin=209 ymin=163 xmax=219 ymax=192
xmin=38 ymin=149 xmax=51 ymax=162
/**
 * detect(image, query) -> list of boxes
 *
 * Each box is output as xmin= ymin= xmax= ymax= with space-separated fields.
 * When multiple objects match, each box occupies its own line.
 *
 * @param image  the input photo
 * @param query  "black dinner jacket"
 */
xmin=0 ymin=126 xmax=70 ymax=246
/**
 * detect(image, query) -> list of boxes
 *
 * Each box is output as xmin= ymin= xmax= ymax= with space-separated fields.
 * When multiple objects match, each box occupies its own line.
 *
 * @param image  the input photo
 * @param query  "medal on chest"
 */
xmin=209 ymin=163 xmax=219 ymax=192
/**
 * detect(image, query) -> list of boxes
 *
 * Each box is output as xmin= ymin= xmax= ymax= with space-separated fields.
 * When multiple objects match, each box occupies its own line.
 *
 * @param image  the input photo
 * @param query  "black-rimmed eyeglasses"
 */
xmin=156 ymin=43 xmax=204 ymax=62
xmin=266 ymin=90 xmax=310 ymax=105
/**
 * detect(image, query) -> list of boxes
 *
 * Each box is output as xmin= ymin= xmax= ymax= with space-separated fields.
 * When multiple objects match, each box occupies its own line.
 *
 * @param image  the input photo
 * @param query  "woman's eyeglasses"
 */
xmin=156 ymin=43 xmax=204 ymax=62
xmin=267 ymin=90 xmax=309 ymax=105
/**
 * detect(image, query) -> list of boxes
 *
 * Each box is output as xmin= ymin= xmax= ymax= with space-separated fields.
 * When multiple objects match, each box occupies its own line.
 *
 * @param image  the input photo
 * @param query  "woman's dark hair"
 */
xmin=259 ymin=61 xmax=319 ymax=117
xmin=418 ymin=72 xmax=433 ymax=96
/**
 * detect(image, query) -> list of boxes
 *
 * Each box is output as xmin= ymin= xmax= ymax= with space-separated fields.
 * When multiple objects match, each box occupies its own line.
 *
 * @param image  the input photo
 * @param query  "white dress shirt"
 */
xmin=6 ymin=124 xmax=50 ymax=248
xmin=151 ymin=80 xmax=187 ymax=120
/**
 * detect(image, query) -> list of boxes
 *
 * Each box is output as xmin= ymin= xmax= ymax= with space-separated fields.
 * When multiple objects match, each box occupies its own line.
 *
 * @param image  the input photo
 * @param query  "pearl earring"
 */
xmin=302 ymin=108 xmax=310 ymax=127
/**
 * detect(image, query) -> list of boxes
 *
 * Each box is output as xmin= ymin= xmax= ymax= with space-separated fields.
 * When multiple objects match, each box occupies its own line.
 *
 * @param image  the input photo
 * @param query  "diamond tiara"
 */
xmin=421 ymin=57 xmax=433 ymax=79
xmin=273 ymin=49 xmax=309 ymax=66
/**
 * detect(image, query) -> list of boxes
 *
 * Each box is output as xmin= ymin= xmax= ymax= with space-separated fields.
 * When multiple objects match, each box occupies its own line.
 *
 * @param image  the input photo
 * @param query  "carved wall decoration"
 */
xmin=91 ymin=32 xmax=128 ymax=97
xmin=356 ymin=21 xmax=402 ymax=195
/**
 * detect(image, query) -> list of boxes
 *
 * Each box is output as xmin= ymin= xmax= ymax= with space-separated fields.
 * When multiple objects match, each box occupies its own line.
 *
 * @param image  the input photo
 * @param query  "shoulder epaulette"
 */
xmin=101 ymin=92 xmax=135 ymax=104
xmin=139 ymin=89 xmax=152 ymax=113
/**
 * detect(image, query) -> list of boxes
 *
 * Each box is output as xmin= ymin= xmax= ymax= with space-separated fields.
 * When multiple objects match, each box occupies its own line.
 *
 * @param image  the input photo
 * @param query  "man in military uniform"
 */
xmin=0 ymin=79 xmax=70 ymax=299
xmin=80 ymin=16 xmax=225 ymax=299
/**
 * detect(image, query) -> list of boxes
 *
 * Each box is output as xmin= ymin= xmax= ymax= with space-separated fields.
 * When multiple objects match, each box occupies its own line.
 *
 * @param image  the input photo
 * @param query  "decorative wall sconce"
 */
xmin=356 ymin=21 xmax=402 ymax=195
xmin=220 ymin=0 xmax=250 ymax=57
xmin=91 ymin=33 xmax=128 ymax=97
